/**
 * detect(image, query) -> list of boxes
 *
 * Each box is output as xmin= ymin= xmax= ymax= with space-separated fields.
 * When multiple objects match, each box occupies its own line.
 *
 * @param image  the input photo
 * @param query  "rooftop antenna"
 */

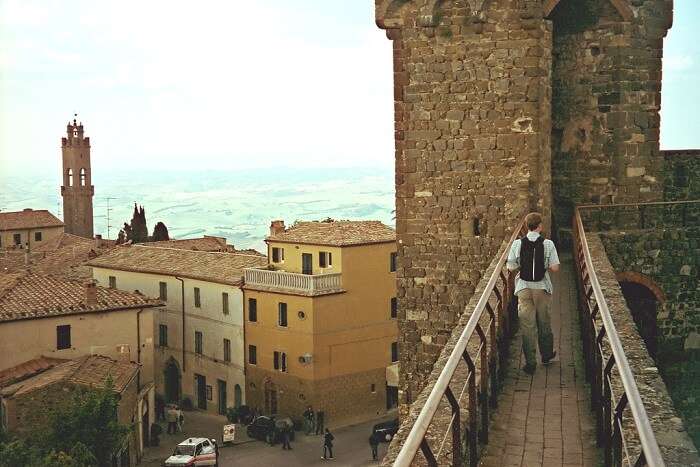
xmin=104 ymin=197 xmax=117 ymax=239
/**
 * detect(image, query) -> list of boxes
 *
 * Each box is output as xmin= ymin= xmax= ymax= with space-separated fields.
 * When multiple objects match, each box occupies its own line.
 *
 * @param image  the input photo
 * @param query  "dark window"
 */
xmin=194 ymin=287 xmax=201 ymax=308
xmin=159 ymin=324 xmax=168 ymax=347
xmin=319 ymin=251 xmax=332 ymax=267
xmin=273 ymin=351 xmax=287 ymax=372
xmin=272 ymin=247 xmax=284 ymax=262
xmin=159 ymin=281 xmax=168 ymax=301
xmin=34 ymin=231 xmax=42 ymax=241
xmin=371 ymin=384 xmax=376 ymax=393
xmin=222 ymin=292 xmax=229 ymax=314
xmin=57 ymin=325 xmax=71 ymax=350
xmin=390 ymin=252 xmax=398 ymax=272
xmin=248 ymin=298 xmax=257 ymax=322
xmin=391 ymin=342 xmax=398 ymax=363
xmin=278 ymin=303 xmax=288 ymax=327
xmin=108 ymin=276 xmax=117 ymax=289
xmin=195 ymin=331 xmax=203 ymax=355
xmin=223 ymin=338 xmax=231 ymax=363
xmin=391 ymin=297 xmax=398 ymax=319
xmin=248 ymin=345 xmax=257 ymax=365
xmin=13 ymin=233 xmax=21 ymax=245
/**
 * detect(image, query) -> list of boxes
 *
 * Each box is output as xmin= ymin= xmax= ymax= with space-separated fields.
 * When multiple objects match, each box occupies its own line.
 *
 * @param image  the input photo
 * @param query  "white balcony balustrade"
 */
xmin=244 ymin=268 xmax=343 ymax=295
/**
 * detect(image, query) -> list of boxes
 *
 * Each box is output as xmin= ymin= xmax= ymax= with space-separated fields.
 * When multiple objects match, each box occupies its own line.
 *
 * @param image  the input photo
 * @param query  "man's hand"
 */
xmin=549 ymin=264 xmax=560 ymax=273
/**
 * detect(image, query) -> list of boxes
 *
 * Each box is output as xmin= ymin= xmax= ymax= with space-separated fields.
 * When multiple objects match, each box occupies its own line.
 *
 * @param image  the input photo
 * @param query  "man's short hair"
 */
xmin=526 ymin=212 xmax=543 ymax=231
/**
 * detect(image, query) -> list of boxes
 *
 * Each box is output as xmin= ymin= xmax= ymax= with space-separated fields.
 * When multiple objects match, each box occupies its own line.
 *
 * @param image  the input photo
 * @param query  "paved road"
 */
xmin=140 ymin=412 xmax=395 ymax=467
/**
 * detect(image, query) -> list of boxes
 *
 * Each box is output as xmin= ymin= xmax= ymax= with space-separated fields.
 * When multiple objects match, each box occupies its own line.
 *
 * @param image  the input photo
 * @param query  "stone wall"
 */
xmin=376 ymin=0 xmax=553 ymax=416
xmin=551 ymin=0 xmax=673 ymax=236
xmin=246 ymin=366 xmax=389 ymax=428
xmin=663 ymin=150 xmax=700 ymax=201
xmin=597 ymin=227 xmax=700 ymax=353
xmin=586 ymin=234 xmax=699 ymax=465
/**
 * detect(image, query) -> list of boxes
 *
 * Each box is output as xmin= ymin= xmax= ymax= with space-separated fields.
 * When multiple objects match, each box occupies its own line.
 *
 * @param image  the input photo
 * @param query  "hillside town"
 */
xmin=0 ymin=121 xmax=400 ymax=467
xmin=2 ymin=1 xmax=700 ymax=467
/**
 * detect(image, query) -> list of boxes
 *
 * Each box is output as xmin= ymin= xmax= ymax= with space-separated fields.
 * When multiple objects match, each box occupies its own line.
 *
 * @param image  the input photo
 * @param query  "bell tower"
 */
xmin=61 ymin=117 xmax=94 ymax=238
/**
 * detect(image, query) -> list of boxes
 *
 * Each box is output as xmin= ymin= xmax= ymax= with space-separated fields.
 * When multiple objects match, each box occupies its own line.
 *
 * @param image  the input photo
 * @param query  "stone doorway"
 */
xmin=164 ymin=358 xmax=181 ymax=404
xmin=619 ymin=281 xmax=659 ymax=358
xmin=264 ymin=381 xmax=278 ymax=415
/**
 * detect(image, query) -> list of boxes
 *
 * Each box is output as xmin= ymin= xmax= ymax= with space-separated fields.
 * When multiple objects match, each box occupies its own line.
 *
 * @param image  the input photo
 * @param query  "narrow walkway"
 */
xmin=479 ymin=256 xmax=601 ymax=467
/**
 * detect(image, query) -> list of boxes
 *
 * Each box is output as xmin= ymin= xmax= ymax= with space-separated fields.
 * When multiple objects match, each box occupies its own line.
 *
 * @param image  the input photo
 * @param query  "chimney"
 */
xmin=270 ymin=220 xmax=285 ymax=236
xmin=85 ymin=280 xmax=97 ymax=306
xmin=95 ymin=234 xmax=103 ymax=249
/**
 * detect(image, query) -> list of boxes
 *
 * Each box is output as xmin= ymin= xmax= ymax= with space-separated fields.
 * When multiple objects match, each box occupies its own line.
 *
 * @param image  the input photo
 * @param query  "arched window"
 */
xmin=67 ymin=168 xmax=73 ymax=187
xmin=79 ymin=168 xmax=86 ymax=186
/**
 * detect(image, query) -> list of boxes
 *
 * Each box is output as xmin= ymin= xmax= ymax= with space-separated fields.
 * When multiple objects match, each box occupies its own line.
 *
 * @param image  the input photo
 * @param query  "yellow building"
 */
xmin=243 ymin=220 xmax=398 ymax=427
xmin=0 ymin=209 xmax=64 ymax=250
xmin=88 ymin=245 xmax=267 ymax=415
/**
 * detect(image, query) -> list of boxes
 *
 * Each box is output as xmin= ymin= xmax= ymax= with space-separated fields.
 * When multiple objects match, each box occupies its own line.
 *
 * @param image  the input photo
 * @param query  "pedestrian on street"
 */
xmin=507 ymin=212 xmax=560 ymax=375
xmin=315 ymin=410 xmax=325 ymax=435
xmin=303 ymin=406 xmax=315 ymax=435
xmin=166 ymin=406 xmax=178 ymax=435
xmin=177 ymin=409 xmax=185 ymax=433
xmin=369 ymin=432 xmax=380 ymax=461
xmin=322 ymin=428 xmax=335 ymax=460
xmin=281 ymin=426 xmax=293 ymax=450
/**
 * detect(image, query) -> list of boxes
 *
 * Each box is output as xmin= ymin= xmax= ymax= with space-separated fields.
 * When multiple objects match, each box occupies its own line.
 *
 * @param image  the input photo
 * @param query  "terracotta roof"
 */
xmin=148 ymin=236 xmax=265 ymax=256
xmin=87 ymin=245 xmax=268 ymax=286
xmin=0 ymin=209 xmax=64 ymax=231
xmin=0 ymin=356 xmax=69 ymax=388
xmin=0 ymin=233 xmax=116 ymax=280
xmin=0 ymin=273 xmax=161 ymax=323
xmin=1 ymin=355 xmax=139 ymax=398
xmin=267 ymin=220 xmax=396 ymax=246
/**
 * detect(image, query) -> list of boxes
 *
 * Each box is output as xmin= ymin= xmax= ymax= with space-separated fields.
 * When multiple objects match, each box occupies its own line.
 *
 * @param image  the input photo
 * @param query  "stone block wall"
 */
xmin=598 ymin=227 xmax=700 ymax=353
xmin=376 ymin=0 xmax=553 ymax=415
xmin=663 ymin=150 xmax=700 ymax=201
xmin=550 ymin=0 xmax=672 ymax=237
xmin=586 ymin=234 xmax=699 ymax=465
xmin=246 ymin=366 xmax=388 ymax=428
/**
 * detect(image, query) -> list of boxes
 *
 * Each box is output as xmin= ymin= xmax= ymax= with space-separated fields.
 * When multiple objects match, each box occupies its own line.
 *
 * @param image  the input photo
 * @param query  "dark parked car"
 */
xmin=372 ymin=418 xmax=399 ymax=442
xmin=237 ymin=405 xmax=255 ymax=425
xmin=246 ymin=416 xmax=295 ymax=444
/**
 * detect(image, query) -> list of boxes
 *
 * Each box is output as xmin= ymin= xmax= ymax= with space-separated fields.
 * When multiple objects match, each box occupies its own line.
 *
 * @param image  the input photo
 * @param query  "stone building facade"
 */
xmin=61 ymin=118 xmax=94 ymax=239
xmin=374 ymin=0 xmax=674 ymax=413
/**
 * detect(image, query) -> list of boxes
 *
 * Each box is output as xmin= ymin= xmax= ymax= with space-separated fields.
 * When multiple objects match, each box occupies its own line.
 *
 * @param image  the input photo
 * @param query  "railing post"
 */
xmin=486 ymin=302 xmax=499 ymax=408
xmin=603 ymin=356 xmax=616 ymax=466
xmin=464 ymin=351 xmax=478 ymax=467
xmin=444 ymin=387 xmax=462 ymax=466
xmin=476 ymin=323 xmax=489 ymax=444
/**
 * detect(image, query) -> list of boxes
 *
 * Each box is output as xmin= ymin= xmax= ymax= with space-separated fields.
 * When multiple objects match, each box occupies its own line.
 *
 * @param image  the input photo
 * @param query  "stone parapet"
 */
xmin=586 ymin=233 xmax=700 ymax=466
xmin=663 ymin=149 xmax=700 ymax=201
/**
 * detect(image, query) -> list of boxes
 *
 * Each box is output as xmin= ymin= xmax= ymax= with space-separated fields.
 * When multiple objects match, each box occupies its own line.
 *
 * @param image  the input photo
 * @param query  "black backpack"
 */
xmin=519 ymin=236 xmax=545 ymax=282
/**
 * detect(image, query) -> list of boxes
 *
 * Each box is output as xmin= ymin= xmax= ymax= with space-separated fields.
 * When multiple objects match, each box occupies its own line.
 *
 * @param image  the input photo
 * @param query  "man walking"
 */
xmin=507 ymin=212 xmax=560 ymax=375
xmin=322 ymin=428 xmax=335 ymax=460
xmin=303 ymin=406 xmax=315 ymax=435
xmin=315 ymin=410 xmax=325 ymax=435
xmin=166 ymin=405 xmax=178 ymax=435
xmin=281 ymin=426 xmax=293 ymax=450
xmin=369 ymin=432 xmax=380 ymax=461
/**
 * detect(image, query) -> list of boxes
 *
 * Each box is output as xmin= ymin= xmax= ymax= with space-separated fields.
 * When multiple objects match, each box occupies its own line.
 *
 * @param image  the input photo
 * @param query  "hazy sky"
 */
xmin=0 ymin=0 xmax=698 ymax=178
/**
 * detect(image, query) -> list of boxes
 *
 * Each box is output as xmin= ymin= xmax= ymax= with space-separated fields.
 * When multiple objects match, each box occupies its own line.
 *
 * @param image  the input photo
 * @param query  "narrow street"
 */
xmin=140 ymin=411 xmax=396 ymax=467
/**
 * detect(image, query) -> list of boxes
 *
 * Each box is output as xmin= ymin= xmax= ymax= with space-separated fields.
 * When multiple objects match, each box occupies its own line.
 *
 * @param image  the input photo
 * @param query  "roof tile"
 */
xmin=0 ymin=209 xmax=64 ymax=231
xmin=267 ymin=220 xmax=396 ymax=247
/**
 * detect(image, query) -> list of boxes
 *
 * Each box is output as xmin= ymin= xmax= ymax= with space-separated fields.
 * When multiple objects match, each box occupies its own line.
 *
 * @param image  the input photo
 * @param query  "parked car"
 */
xmin=372 ymin=418 xmax=399 ymax=442
xmin=246 ymin=415 xmax=295 ymax=444
xmin=164 ymin=437 xmax=218 ymax=466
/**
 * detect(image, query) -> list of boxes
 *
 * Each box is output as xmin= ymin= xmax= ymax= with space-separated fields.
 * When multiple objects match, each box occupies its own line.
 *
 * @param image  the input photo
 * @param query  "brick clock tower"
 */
xmin=61 ymin=118 xmax=94 ymax=238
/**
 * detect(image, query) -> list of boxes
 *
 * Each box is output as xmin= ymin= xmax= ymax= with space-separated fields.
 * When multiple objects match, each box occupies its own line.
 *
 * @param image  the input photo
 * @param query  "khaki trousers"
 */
xmin=517 ymin=288 xmax=554 ymax=366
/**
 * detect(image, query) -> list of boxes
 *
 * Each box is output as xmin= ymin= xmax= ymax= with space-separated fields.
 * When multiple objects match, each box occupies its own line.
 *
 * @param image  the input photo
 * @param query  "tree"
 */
xmin=129 ymin=204 xmax=149 ymax=243
xmin=43 ymin=382 xmax=130 ymax=467
xmin=152 ymin=221 xmax=170 ymax=241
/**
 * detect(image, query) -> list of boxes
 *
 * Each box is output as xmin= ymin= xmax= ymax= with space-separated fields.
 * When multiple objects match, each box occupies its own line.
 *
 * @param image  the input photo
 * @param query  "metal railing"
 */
xmin=394 ymin=217 xmax=526 ymax=467
xmin=244 ymin=268 xmax=343 ymax=295
xmin=573 ymin=206 xmax=665 ymax=467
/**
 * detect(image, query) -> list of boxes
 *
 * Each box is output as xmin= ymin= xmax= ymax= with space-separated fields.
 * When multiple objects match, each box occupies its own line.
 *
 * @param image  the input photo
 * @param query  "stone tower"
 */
xmin=61 ymin=118 xmax=94 ymax=238
xmin=374 ymin=0 xmax=673 ymax=415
